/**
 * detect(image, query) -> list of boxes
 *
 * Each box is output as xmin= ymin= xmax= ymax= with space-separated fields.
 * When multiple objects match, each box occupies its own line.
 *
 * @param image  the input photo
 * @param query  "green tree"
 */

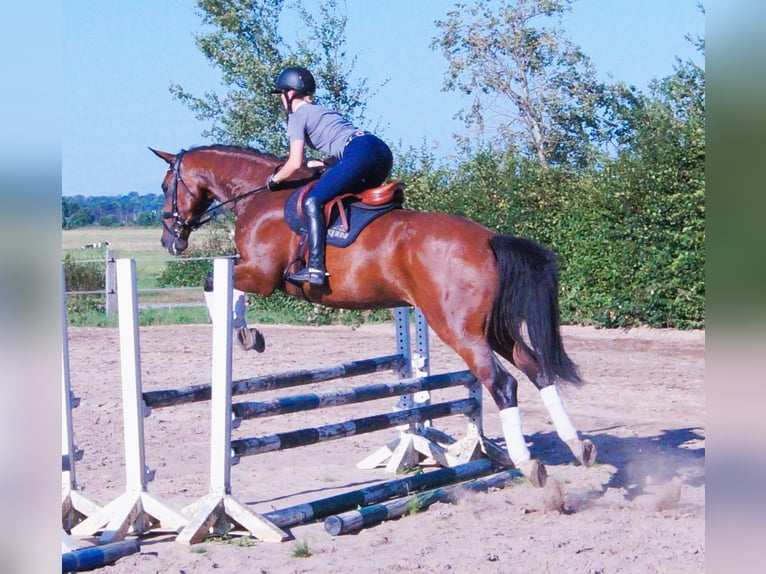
xmin=134 ymin=211 xmax=160 ymax=226
xmin=432 ymin=0 xmax=604 ymax=168
xmin=559 ymin=52 xmax=705 ymax=328
xmin=64 ymin=205 xmax=95 ymax=229
xmin=170 ymin=0 xmax=373 ymax=153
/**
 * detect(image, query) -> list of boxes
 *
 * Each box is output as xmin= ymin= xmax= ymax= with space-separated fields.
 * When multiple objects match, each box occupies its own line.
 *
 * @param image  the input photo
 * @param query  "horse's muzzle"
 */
xmin=161 ymin=230 xmax=188 ymax=255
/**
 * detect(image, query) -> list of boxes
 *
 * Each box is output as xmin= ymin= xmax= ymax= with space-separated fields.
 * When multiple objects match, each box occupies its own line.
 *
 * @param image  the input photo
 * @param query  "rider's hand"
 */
xmin=266 ymin=173 xmax=285 ymax=191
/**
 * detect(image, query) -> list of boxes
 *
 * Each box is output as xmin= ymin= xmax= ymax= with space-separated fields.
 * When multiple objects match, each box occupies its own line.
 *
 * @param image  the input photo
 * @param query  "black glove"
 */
xmin=266 ymin=173 xmax=285 ymax=191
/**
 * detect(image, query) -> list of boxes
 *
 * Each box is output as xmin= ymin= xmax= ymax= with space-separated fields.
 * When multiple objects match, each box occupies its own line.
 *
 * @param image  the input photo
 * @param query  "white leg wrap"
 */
xmin=204 ymin=289 xmax=247 ymax=328
xmin=203 ymin=291 xmax=215 ymax=321
xmin=499 ymin=407 xmax=531 ymax=464
xmin=539 ymin=385 xmax=578 ymax=442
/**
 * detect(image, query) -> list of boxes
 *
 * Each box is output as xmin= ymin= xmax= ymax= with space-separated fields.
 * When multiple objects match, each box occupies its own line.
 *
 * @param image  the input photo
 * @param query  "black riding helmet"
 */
xmin=271 ymin=67 xmax=316 ymax=97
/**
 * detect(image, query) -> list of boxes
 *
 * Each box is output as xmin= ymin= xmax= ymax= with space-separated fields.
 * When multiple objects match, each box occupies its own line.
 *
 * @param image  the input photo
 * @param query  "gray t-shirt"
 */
xmin=286 ymin=103 xmax=360 ymax=159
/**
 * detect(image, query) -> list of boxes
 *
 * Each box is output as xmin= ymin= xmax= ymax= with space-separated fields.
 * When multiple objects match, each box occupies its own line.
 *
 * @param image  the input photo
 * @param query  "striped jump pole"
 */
xmin=62 ymin=540 xmax=140 ymax=572
xmin=232 ymin=371 xmax=480 ymax=468
xmin=231 ymin=370 xmax=476 ymax=420
xmin=142 ymin=354 xmax=406 ymax=409
xmin=262 ymin=458 xmax=496 ymax=529
xmin=61 ymin=264 xmax=101 ymax=550
xmin=72 ymin=259 xmax=187 ymax=544
xmin=230 ymin=398 xmax=479 ymax=458
xmin=324 ymin=468 xmax=523 ymax=536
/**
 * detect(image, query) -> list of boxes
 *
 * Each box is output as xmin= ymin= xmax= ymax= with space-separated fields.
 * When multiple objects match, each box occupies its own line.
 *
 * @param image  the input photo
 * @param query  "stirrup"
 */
xmin=287 ymin=266 xmax=328 ymax=286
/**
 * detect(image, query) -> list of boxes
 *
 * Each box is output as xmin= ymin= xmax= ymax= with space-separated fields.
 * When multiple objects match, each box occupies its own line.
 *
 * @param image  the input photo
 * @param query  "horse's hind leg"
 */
xmin=492 ymin=362 xmax=549 ymax=487
xmin=509 ymin=343 xmax=596 ymax=467
xmin=442 ymin=336 xmax=547 ymax=487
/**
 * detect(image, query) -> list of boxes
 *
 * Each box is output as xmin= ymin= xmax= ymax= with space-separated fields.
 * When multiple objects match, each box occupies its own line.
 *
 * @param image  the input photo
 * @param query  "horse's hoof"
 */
xmin=236 ymin=327 xmax=266 ymax=353
xmin=518 ymin=459 xmax=547 ymax=488
xmin=566 ymin=437 xmax=597 ymax=467
xmin=581 ymin=439 xmax=597 ymax=467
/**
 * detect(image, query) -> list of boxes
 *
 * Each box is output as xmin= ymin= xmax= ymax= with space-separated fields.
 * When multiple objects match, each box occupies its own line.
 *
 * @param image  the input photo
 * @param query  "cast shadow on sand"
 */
xmin=528 ymin=426 xmax=705 ymax=502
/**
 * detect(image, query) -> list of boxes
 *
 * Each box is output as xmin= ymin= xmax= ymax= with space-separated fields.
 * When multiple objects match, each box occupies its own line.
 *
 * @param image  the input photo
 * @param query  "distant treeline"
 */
xmin=62 ymin=192 xmax=164 ymax=228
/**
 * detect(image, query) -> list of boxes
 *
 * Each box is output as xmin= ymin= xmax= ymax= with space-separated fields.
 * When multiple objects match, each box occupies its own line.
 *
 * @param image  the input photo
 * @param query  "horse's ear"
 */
xmin=149 ymin=147 xmax=176 ymax=166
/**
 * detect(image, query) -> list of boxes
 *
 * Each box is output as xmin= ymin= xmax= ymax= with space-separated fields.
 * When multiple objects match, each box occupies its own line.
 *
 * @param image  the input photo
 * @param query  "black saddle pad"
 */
xmin=284 ymin=189 xmax=402 ymax=247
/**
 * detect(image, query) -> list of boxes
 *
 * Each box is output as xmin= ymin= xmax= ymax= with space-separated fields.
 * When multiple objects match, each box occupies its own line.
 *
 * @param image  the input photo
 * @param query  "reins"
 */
xmin=188 ymin=184 xmax=269 ymax=229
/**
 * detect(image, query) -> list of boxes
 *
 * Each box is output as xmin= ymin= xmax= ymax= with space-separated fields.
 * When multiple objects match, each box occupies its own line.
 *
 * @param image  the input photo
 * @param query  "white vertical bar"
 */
xmin=61 ymin=264 xmax=77 ymax=489
xmin=116 ymin=259 xmax=148 ymax=492
xmin=209 ymin=258 xmax=234 ymax=496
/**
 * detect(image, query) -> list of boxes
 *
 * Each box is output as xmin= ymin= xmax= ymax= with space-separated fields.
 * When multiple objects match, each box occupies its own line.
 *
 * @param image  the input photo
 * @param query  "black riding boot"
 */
xmin=287 ymin=197 xmax=328 ymax=286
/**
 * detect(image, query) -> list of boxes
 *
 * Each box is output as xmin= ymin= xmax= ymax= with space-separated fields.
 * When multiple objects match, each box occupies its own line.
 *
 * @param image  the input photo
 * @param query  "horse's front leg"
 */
xmin=202 ymin=265 xmax=266 ymax=352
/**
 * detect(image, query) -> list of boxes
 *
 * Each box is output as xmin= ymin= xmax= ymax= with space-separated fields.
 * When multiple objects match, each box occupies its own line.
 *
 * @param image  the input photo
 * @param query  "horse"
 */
xmin=150 ymin=144 xmax=595 ymax=487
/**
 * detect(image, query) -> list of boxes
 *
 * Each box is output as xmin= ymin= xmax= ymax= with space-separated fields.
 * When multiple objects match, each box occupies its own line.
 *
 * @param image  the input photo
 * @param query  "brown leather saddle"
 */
xmin=294 ymin=180 xmax=405 ymax=232
xmin=282 ymin=180 xmax=405 ymax=278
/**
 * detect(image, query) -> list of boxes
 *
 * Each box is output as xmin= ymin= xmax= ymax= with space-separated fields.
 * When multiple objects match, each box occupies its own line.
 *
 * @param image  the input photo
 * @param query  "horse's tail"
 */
xmin=488 ymin=235 xmax=582 ymax=386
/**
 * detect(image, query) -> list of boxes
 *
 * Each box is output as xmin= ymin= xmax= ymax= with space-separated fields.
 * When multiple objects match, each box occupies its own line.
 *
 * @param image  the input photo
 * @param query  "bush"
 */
xmin=156 ymin=221 xmax=234 ymax=288
xmin=63 ymin=253 xmax=106 ymax=316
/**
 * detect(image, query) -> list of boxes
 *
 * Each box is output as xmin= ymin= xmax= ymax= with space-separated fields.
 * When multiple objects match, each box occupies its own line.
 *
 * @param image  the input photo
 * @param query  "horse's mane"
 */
xmin=187 ymin=144 xmax=283 ymax=163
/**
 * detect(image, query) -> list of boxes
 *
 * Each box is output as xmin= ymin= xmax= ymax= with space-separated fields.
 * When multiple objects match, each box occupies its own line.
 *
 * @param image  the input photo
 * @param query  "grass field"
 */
xmin=62 ymin=226 xmax=390 ymax=327
xmin=62 ymin=226 xmax=222 ymax=281
xmin=62 ymin=226 xmax=224 ymax=323
xmin=62 ymin=226 xmax=166 ymax=255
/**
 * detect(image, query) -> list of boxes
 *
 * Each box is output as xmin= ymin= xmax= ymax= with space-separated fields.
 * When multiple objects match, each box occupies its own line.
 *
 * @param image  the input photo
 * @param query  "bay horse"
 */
xmin=151 ymin=144 xmax=595 ymax=486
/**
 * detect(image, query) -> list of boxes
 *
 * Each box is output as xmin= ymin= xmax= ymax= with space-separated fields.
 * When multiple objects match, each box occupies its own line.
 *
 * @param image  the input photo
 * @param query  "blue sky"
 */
xmin=63 ymin=0 xmax=704 ymax=197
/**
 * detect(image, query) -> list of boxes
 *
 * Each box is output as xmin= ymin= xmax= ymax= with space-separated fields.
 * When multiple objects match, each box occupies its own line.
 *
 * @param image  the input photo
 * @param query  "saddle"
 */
xmin=284 ymin=181 xmax=405 ymax=248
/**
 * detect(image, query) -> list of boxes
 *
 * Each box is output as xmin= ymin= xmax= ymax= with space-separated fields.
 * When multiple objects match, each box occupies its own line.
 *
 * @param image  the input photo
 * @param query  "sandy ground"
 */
xmin=64 ymin=322 xmax=705 ymax=573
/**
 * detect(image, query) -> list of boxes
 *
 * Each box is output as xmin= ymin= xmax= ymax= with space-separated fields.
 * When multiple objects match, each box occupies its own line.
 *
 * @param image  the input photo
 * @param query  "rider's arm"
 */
xmin=272 ymin=139 xmax=305 ymax=183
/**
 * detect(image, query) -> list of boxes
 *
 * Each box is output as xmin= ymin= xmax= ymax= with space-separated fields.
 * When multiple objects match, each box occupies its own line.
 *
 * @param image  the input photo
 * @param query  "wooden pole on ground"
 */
xmin=324 ymin=468 xmax=523 ymax=536
xmin=62 ymin=540 xmax=140 ymax=572
xmin=263 ymin=458 xmax=495 ymax=528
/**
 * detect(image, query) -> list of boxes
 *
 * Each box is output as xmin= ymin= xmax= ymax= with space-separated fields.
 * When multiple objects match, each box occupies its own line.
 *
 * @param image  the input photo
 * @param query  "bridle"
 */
xmin=162 ymin=150 xmax=269 ymax=240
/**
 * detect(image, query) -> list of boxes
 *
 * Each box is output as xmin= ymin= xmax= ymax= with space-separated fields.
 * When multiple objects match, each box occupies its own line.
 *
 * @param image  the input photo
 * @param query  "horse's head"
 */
xmin=150 ymin=148 xmax=215 ymax=255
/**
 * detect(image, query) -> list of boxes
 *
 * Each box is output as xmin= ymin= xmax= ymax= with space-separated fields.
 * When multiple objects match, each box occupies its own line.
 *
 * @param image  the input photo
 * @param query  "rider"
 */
xmin=267 ymin=66 xmax=393 ymax=286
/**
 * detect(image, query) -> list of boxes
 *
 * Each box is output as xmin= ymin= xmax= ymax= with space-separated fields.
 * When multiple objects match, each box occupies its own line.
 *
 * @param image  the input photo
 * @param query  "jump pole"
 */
xmin=142 ymin=354 xmax=406 ymax=409
xmin=61 ymin=264 xmax=101 ymax=549
xmin=262 ymin=458 xmax=496 ymax=529
xmin=176 ymin=258 xmax=289 ymax=544
xmin=62 ymin=540 xmax=140 ymax=572
xmin=71 ymin=259 xmax=187 ymax=543
xmin=230 ymin=370 xmax=477 ymax=419
xmin=324 ymin=467 xmax=523 ymax=536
